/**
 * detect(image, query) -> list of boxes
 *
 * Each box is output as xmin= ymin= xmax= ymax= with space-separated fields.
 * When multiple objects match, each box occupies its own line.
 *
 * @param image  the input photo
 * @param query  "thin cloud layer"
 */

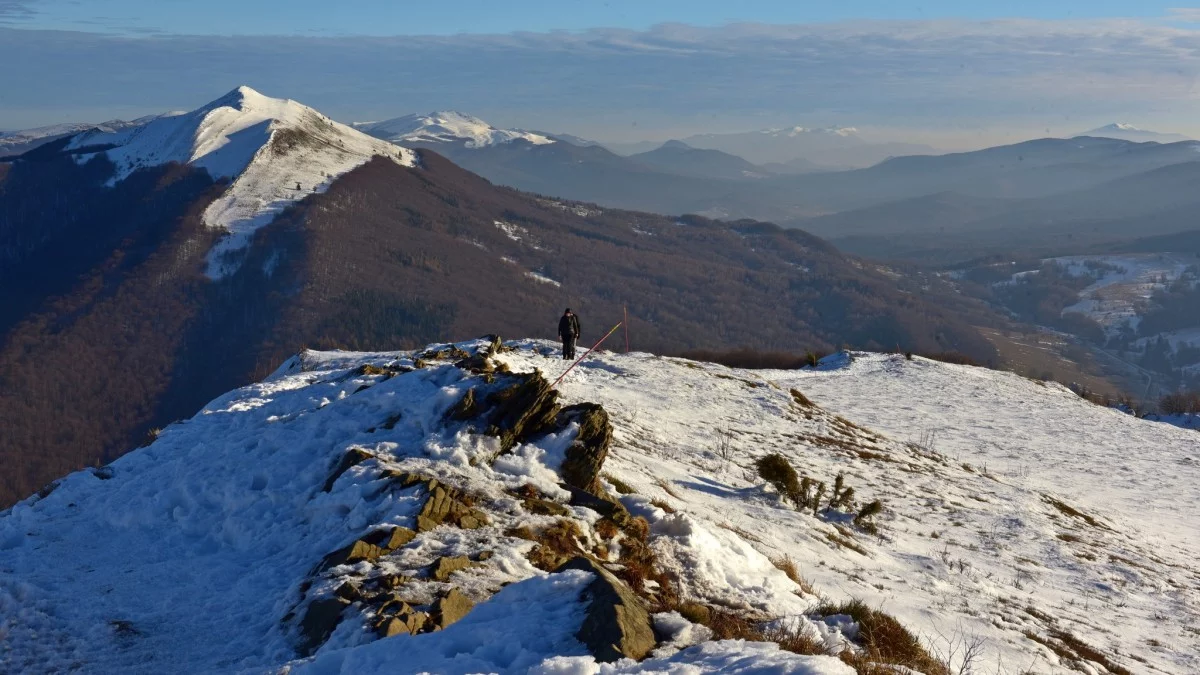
xmin=2 ymin=18 xmax=1198 ymax=139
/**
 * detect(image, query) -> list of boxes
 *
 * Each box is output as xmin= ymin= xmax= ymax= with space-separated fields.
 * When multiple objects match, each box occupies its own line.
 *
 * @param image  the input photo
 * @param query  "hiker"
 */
xmin=558 ymin=308 xmax=581 ymax=360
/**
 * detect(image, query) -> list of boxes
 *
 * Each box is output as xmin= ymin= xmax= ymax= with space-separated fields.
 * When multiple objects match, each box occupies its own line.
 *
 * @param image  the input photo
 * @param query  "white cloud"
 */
xmin=2 ymin=18 xmax=1199 ymax=138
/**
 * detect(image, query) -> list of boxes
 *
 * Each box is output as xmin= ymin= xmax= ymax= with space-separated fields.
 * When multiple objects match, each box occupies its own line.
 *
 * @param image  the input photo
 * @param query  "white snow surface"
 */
xmin=355 ymin=111 xmax=555 ymax=149
xmin=66 ymin=86 xmax=415 ymax=278
xmin=0 ymin=114 xmax=182 ymax=154
xmin=2 ymin=342 xmax=1197 ymax=674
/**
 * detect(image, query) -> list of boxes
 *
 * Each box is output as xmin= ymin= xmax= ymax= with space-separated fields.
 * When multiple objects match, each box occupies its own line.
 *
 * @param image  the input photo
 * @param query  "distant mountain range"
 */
xmin=0 ymin=86 xmax=994 ymax=507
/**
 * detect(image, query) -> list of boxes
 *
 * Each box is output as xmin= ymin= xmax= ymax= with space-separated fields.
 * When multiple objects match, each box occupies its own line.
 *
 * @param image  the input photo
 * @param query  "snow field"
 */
xmin=2 ymin=341 xmax=1195 ymax=673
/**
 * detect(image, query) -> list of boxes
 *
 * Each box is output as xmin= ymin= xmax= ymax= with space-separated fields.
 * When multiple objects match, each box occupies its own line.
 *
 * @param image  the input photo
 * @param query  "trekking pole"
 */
xmin=552 ymin=321 xmax=622 ymax=388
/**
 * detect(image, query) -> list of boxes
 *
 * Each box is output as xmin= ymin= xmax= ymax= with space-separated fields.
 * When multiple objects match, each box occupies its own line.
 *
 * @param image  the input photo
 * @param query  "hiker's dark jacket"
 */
xmin=558 ymin=314 xmax=581 ymax=339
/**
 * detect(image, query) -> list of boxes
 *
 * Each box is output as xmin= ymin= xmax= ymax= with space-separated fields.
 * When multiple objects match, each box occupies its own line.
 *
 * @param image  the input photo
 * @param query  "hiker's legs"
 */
xmin=563 ymin=336 xmax=576 ymax=359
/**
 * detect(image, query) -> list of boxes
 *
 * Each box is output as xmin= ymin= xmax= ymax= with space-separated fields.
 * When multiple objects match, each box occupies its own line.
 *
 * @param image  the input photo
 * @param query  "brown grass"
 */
xmin=816 ymin=599 xmax=949 ymax=675
xmin=655 ymin=478 xmax=682 ymax=500
xmin=771 ymin=555 xmax=817 ymax=595
xmin=651 ymin=498 xmax=678 ymax=514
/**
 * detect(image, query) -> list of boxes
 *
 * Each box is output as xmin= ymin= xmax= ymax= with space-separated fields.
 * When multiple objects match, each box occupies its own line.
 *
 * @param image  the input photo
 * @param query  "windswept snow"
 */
xmin=67 ymin=86 xmax=416 ymax=278
xmin=2 ymin=343 xmax=1197 ymax=674
xmin=355 ymin=111 xmax=555 ymax=148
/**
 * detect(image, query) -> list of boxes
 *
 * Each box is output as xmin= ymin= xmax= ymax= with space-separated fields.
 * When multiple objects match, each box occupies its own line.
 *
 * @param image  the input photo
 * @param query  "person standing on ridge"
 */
xmin=558 ymin=308 xmax=581 ymax=360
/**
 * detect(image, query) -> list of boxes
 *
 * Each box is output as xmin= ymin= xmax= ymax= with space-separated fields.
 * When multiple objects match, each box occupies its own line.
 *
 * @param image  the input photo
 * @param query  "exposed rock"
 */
xmin=523 ymin=497 xmax=572 ymax=517
xmin=379 ymin=607 xmax=429 ymax=637
xmin=558 ymin=404 xmax=613 ymax=494
xmin=298 ymin=596 xmax=350 ymax=655
xmin=316 ymin=539 xmax=386 ymax=572
xmin=563 ymin=484 xmax=631 ymax=526
xmin=556 ymin=557 xmax=655 ymax=663
xmin=431 ymin=588 xmax=474 ymax=629
xmin=322 ymin=448 xmax=374 ymax=492
xmin=416 ymin=483 xmax=488 ymax=532
xmin=430 ymin=555 xmax=472 ymax=582
xmin=334 ymin=581 xmax=362 ymax=602
xmin=485 ymin=373 xmax=561 ymax=452
xmin=447 ymin=387 xmax=480 ymax=420
xmin=362 ymin=526 xmax=417 ymax=551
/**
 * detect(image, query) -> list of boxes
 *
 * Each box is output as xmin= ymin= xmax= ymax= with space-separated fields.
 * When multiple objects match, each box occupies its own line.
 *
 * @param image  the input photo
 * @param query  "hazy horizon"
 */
xmin=3 ymin=2 xmax=1200 ymax=149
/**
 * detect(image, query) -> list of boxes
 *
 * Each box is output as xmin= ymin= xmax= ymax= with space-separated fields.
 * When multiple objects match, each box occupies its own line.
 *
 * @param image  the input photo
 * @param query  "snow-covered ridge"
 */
xmin=0 ymin=112 xmax=185 ymax=155
xmin=66 ymin=86 xmax=416 ymax=278
xmin=354 ymin=111 xmax=555 ymax=148
xmin=2 ymin=343 xmax=1196 ymax=673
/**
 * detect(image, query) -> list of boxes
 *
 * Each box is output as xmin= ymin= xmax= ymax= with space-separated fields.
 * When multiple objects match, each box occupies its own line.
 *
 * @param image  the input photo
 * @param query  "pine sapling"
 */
xmin=811 ymin=482 xmax=826 ymax=516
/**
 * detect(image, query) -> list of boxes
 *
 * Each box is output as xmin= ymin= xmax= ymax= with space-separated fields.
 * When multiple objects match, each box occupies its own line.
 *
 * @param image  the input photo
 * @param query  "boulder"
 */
xmin=379 ymin=608 xmax=429 ymax=637
xmin=430 ymin=555 xmax=472 ymax=582
xmin=315 ymin=539 xmax=386 ymax=572
xmin=558 ymin=404 xmax=613 ymax=494
xmin=363 ymin=526 xmax=417 ymax=551
xmin=431 ymin=588 xmax=474 ymax=629
xmin=298 ymin=596 xmax=350 ymax=655
xmin=556 ymin=557 xmax=655 ymax=662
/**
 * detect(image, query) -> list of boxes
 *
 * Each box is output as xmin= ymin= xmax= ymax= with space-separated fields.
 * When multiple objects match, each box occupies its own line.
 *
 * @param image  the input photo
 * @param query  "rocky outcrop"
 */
xmin=430 ymin=555 xmax=472 ymax=582
xmin=431 ymin=588 xmax=474 ymax=629
xmin=556 ymin=557 xmax=655 ymax=662
xmin=298 ymin=597 xmax=351 ymax=655
xmin=485 ymin=373 xmax=561 ymax=452
xmin=558 ymin=403 xmax=613 ymax=494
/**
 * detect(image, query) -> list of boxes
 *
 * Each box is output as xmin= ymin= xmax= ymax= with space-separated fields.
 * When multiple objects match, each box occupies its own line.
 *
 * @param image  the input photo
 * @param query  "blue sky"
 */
xmin=4 ymin=1 xmax=1199 ymax=35
xmin=3 ymin=2 xmax=1200 ymax=145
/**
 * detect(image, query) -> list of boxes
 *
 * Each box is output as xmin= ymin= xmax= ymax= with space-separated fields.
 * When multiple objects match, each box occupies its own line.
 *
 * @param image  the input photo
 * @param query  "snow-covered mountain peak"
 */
xmin=1077 ymin=122 xmax=1192 ymax=143
xmin=355 ymin=110 xmax=556 ymax=148
xmin=66 ymin=87 xmax=416 ymax=278
xmin=767 ymin=125 xmax=860 ymax=138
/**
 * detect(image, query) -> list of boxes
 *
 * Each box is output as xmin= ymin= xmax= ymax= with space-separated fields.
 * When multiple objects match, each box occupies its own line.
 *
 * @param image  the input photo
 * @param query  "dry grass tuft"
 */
xmin=770 ymin=555 xmax=817 ymax=595
xmin=816 ymin=599 xmax=949 ymax=675
xmin=651 ymin=498 xmax=678 ymax=514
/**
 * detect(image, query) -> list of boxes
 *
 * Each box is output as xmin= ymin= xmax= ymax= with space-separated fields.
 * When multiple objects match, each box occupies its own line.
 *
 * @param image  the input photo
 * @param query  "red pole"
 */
xmin=552 ymin=322 xmax=622 ymax=388
xmin=624 ymin=305 xmax=629 ymax=353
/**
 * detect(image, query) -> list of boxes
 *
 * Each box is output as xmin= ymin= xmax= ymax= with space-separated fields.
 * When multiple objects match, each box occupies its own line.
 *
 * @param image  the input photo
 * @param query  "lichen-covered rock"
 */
xmin=430 ymin=555 xmax=472 ymax=582
xmin=558 ymin=404 xmax=613 ymax=494
xmin=556 ymin=557 xmax=655 ymax=663
xmin=431 ymin=588 xmax=474 ymax=629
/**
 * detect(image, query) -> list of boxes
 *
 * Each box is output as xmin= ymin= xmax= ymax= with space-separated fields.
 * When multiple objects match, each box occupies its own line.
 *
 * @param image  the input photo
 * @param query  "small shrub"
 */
xmin=761 ymin=624 xmax=826 ymax=656
xmin=854 ymin=500 xmax=884 ymax=534
xmin=755 ymin=454 xmax=803 ymax=507
xmin=811 ymin=482 xmax=826 ymax=515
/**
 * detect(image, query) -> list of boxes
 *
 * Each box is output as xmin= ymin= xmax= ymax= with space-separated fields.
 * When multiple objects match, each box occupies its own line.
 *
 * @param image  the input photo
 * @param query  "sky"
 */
xmin=3 ymin=1 xmax=1200 ymax=147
